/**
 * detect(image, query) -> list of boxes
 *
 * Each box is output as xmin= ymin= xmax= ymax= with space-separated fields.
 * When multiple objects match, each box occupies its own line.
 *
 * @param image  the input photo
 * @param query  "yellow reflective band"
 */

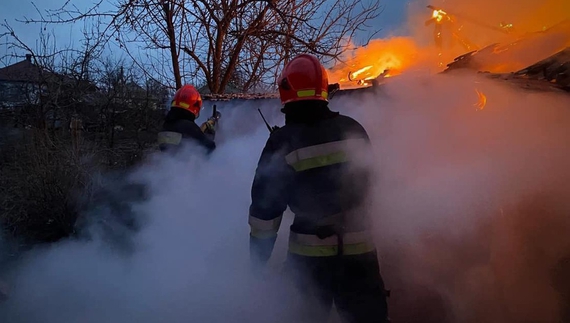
xmin=288 ymin=241 xmax=375 ymax=257
xmin=177 ymin=101 xmax=190 ymax=108
xmin=297 ymin=89 xmax=316 ymax=97
xmin=285 ymin=138 xmax=368 ymax=172
xmin=157 ymin=131 xmax=182 ymax=145
xmin=290 ymin=152 xmax=348 ymax=172
xmin=250 ymin=228 xmax=278 ymax=239
xmin=288 ymin=230 xmax=374 ymax=256
xmin=290 ymin=230 xmax=373 ymax=246
xmin=249 ymin=215 xmax=282 ymax=238
xmin=249 ymin=215 xmax=283 ymax=231
xmin=296 ymin=90 xmax=328 ymax=99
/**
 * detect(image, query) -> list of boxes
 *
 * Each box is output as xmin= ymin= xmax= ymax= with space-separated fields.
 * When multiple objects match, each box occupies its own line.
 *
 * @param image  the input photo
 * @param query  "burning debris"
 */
xmin=424 ymin=4 xmax=489 ymax=66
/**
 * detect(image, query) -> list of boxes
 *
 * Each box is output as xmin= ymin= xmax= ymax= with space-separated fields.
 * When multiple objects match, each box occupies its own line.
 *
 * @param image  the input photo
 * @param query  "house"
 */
xmin=0 ymin=54 xmax=99 ymax=128
xmin=0 ymin=54 xmax=45 ymax=109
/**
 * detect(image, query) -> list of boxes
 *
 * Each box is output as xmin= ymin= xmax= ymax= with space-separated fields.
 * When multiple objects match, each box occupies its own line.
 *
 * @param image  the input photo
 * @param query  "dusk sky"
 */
xmin=0 ymin=0 xmax=417 ymax=65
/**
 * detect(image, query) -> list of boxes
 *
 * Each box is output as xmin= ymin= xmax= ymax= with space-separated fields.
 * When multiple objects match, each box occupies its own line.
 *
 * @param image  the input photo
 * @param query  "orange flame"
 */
xmin=327 ymin=38 xmax=421 ymax=88
xmin=349 ymin=65 xmax=373 ymax=79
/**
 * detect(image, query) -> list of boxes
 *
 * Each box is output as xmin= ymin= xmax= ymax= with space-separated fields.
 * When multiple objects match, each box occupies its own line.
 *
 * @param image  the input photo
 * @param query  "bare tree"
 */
xmin=92 ymin=59 xmax=166 ymax=162
xmin=0 ymin=25 xmax=165 ymax=244
xmin=22 ymin=0 xmax=381 ymax=93
xmin=0 ymin=26 xmax=99 ymax=244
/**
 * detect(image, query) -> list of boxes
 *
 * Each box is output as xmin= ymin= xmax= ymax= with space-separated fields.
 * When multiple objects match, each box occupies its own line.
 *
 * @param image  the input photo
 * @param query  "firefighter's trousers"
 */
xmin=285 ymin=251 xmax=389 ymax=323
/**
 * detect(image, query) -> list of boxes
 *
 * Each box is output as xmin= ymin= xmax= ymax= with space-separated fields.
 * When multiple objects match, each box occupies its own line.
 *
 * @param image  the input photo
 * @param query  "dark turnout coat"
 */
xmin=248 ymin=103 xmax=374 ymax=260
xmin=157 ymin=107 xmax=215 ymax=154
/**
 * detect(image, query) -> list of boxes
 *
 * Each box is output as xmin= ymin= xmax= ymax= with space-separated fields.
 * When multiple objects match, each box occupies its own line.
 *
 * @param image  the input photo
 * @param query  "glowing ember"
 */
xmin=500 ymin=22 xmax=514 ymax=32
xmin=474 ymin=89 xmax=487 ymax=110
xmin=432 ymin=9 xmax=448 ymax=23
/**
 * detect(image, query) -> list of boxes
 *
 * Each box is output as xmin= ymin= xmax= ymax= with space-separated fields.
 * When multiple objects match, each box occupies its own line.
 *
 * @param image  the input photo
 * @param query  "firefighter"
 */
xmin=248 ymin=54 xmax=389 ymax=323
xmin=157 ymin=84 xmax=216 ymax=153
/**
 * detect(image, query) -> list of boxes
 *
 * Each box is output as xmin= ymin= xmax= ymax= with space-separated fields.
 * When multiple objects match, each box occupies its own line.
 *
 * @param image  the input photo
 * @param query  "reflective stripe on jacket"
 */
xmin=285 ymin=138 xmax=368 ymax=172
xmin=288 ymin=230 xmax=375 ymax=257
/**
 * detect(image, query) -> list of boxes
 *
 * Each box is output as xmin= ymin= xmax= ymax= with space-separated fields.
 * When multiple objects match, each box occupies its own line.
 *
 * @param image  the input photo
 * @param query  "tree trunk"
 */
xmin=163 ymin=1 xmax=182 ymax=89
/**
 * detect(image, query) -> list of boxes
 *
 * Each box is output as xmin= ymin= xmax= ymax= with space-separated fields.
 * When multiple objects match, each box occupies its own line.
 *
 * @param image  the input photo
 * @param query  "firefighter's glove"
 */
xmin=201 ymin=119 xmax=216 ymax=134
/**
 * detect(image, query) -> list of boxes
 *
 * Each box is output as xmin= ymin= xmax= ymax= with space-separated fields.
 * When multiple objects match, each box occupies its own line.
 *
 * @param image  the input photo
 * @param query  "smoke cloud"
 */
xmin=0 ymin=100 xmax=310 ymax=323
xmin=3 ymin=71 xmax=570 ymax=322
xmin=2 ymin=9 xmax=570 ymax=319
xmin=345 ymin=71 xmax=570 ymax=322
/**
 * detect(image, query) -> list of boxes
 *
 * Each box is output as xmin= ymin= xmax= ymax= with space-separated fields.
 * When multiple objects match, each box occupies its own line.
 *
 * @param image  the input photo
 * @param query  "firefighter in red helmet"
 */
xmin=158 ymin=84 xmax=216 ymax=153
xmin=248 ymin=54 xmax=389 ymax=322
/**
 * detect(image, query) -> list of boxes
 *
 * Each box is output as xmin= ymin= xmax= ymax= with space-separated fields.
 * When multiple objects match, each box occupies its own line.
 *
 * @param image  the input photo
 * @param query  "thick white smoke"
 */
xmin=344 ymin=72 xmax=570 ymax=323
xmin=2 ymin=71 xmax=570 ymax=323
xmin=0 ymin=100 xmax=309 ymax=323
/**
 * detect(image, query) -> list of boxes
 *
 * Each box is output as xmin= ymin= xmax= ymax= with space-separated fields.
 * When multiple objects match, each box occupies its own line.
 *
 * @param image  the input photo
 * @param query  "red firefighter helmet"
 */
xmin=277 ymin=54 xmax=329 ymax=105
xmin=171 ymin=84 xmax=203 ymax=118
